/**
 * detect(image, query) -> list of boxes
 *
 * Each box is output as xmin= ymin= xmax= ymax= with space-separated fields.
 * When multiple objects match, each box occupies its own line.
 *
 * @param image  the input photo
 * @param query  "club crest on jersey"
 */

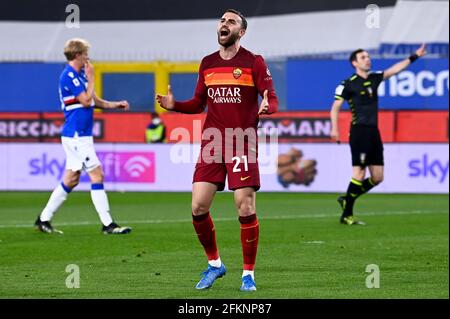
xmin=367 ymin=87 xmax=373 ymax=97
xmin=233 ymin=68 xmax=242 ymax=79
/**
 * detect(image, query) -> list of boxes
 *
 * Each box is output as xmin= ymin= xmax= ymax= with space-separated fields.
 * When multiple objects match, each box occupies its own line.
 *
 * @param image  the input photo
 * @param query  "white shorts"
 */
xmin=61 ymin=136 xmax=101 ymax=172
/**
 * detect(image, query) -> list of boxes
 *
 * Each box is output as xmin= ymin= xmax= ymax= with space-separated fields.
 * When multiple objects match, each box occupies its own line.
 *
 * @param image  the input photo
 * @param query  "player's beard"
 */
xmin=218 ymin=30 xmax=240 ymax=48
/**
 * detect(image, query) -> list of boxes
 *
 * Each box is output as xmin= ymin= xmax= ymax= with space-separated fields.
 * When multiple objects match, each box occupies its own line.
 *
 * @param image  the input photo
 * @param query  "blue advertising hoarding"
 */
xmin=1 ymin=58 xmax=447 ymax=112
xmin=1 ymin=63 xmax=64 ymax=112
xmin=286 ymin=58 xmax=448 ymax=110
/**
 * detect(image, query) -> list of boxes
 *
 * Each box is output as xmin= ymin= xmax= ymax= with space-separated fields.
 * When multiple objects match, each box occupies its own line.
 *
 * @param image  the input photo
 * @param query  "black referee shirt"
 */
xmin=334 ymin=71 xmax=384 ymax=127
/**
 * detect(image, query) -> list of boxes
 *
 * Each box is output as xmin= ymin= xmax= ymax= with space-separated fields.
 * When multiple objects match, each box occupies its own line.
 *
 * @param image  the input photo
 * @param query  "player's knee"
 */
xmin=238 ymin=206 xmax=255 ymax=217
xmin=372 ymin=175 xmax=383 ymax=185
xmin=192 ymin=202 xmax=210 ymax=216
xmin=95 ymin=172 xmax=104 ymax=183
xmin=236 ymin=200 xmax=255 ymax=216
xmin=66 ymin=178 xmax=79 ymax=189
xmin=65 ymin=174 xmax=80 ymax=189
xmin=89 ymin=167 xmax=104 ymax=183
xmin=71 ymin=179 xmax=79 ymax=188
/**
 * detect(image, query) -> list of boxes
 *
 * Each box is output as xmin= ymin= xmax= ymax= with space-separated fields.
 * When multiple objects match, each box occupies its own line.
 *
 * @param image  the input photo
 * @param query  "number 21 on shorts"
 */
xmin=232 ymin=155 xmax=248 ymax=172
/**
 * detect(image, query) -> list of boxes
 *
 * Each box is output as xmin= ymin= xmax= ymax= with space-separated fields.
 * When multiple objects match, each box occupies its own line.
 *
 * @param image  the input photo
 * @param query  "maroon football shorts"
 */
xmin=193 ymin=143 xmax=260 ymax=191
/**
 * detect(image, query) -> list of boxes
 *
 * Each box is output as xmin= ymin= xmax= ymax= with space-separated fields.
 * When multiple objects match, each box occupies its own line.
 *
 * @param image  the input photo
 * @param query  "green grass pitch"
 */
xmin=0 ymin=192 xmax=447 ymax=299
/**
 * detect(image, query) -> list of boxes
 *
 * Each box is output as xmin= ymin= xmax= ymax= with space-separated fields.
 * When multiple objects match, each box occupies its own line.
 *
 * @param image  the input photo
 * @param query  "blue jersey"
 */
xmin=59 ymin=64 xmax=94 ymax=137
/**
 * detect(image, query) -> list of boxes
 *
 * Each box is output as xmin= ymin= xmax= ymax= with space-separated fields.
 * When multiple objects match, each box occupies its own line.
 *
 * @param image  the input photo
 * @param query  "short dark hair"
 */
xmin=349 ymin=49 xmax=366 ymax=65
xmin=224 ymin=9 xmax=247 ymax=30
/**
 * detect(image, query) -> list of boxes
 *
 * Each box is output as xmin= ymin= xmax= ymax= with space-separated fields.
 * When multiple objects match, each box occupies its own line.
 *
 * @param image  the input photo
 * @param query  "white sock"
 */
xmin=90 ymin=184 xmax=113 ymax=226
xmin=208 ymin=258 xmax=222 ymax=268
xmin=40 ymin=183 xmax=70 ymax=222
xmin=242 ymin=270 xmax=254 ymax=280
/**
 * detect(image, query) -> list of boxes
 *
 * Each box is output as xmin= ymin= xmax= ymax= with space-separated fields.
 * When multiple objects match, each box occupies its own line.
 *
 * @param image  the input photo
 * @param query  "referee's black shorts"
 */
xmin=349 ymin=125 xmax=384 ymax=167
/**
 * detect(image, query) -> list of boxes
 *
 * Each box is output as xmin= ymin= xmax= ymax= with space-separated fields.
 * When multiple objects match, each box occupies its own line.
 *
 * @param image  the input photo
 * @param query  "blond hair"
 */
xmin=64 ymin=38 xmax=90 ymax=61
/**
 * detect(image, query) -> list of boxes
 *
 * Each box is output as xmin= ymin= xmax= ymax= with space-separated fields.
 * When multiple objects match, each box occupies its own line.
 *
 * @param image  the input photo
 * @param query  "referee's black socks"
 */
xmin=343 ymin=178 xmax=376 ymax=216
xmin=361 ymin=177 xmax=376 ymax=194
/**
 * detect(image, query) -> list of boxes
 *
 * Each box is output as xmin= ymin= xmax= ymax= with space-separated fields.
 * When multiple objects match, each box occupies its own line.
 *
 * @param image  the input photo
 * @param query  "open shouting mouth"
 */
xmin=219 ymin=28 xmax=230 ymax=40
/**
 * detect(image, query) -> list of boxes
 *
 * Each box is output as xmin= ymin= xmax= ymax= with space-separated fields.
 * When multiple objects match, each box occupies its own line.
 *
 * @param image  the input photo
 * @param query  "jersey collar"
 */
xmin=66 ymin=64 xmax=84 ymax=76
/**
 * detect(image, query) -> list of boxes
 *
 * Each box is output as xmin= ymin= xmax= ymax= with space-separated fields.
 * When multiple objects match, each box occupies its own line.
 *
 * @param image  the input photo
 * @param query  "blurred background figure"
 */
xmin=146 ymin=112 xmax=166 ymax=143
xmin=277 ymin=148 xmax=318 ymax=188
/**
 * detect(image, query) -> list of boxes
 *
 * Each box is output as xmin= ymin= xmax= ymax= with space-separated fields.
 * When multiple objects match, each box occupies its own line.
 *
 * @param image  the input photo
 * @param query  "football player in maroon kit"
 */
xmin=157 ymin=9 xmax=278 ymax=292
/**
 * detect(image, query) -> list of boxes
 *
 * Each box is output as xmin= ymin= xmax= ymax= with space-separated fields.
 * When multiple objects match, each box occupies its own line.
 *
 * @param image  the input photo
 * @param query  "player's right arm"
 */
xmin=330 ymin=81 xmax=349 ymax=142
xmin=330 ymin=99 xmax=344 ymax=142
xmin=76 ymin=61 xmax=95 ymax=107
xmin=156 ymin=61 xmax=207 ymax=114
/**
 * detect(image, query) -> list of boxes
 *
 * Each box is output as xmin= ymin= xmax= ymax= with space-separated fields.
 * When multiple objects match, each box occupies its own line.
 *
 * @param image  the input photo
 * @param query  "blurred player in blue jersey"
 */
xmin=35 ymin=38 xmax=132 ymax=235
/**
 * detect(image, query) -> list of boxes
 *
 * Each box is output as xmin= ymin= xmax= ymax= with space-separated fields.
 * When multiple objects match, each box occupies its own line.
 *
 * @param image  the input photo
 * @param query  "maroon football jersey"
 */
xmin=174 ymin=47 xmax=278 ymax=134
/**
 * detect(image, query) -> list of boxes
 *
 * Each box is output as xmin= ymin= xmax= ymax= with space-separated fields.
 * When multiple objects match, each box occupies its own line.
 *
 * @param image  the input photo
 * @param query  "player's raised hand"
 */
xmin=85 ymin=60 xmax=94 ymax=81
xmin=156 ymin=85 xmax=175 ymax=110
xmin=415 ymin=43 xmax=427 ymax=57
xmin=258 ymin=90 xmax=269 ymax=115
xmin=112 ymin=100 xmax=129 ymax=111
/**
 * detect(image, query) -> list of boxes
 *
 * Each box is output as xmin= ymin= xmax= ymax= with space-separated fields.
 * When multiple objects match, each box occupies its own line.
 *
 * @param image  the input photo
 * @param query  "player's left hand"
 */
xmin=415 ymin=43 xmax=427 ymax=57
xmin=112 ymin=100 xmax=130 ymax=110
xmin=258 ymin=90 xmax=269 ymax=115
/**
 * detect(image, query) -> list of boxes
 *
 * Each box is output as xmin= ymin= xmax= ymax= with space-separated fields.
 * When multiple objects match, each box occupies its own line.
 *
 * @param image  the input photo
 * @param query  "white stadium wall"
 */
xmin=0 ymin=143 xmax=447 ymax=193
xmin=0 ymin=9 xmax=392 ymax=62
xmin=1 ymin=1 xmax=448 ymax=62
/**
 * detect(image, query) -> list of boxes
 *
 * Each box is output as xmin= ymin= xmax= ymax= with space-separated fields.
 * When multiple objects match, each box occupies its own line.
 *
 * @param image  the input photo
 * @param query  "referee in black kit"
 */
xmin=330 ymin=44 xmax=427 ymax=225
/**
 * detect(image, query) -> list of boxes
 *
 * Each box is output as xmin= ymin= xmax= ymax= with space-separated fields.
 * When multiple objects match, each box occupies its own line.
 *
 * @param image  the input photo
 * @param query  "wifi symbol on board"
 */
xmin=124 ymin=156 xmax=152 ymax=178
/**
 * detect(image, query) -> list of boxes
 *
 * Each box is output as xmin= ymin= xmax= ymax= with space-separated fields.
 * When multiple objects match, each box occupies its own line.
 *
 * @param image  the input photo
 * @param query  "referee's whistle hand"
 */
xmin=330 ymin=130 xmax=340 ymax=142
